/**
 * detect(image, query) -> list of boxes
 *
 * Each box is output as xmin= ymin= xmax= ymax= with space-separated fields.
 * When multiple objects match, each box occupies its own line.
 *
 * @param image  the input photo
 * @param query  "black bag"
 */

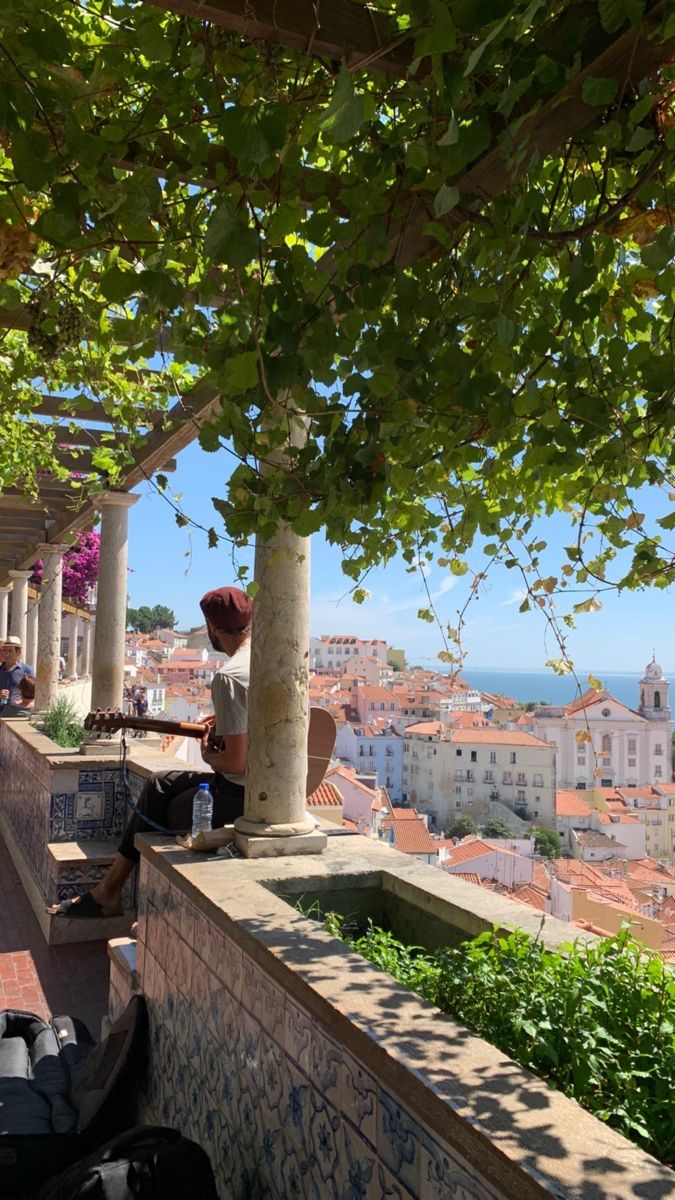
xmin=0 ymin=996 xmax=147 ymax=1198
xmin=37 ymin=1126 xmax=219 ymax=1200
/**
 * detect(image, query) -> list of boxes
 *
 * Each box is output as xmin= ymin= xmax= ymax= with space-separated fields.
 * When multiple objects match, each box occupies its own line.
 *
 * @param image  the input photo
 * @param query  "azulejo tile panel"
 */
xmin=131 ymin=872 xmax=508 ymax=1200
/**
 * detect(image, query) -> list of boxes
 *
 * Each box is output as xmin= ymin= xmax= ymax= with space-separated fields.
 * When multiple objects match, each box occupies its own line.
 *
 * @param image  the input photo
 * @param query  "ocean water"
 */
xmin=459 ymin=668 xmax=653 ymax=710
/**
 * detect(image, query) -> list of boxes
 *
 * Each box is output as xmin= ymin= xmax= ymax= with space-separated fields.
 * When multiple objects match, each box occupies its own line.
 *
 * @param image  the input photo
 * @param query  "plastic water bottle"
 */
xmin=191 ymin=782 xmax=214 ymax=838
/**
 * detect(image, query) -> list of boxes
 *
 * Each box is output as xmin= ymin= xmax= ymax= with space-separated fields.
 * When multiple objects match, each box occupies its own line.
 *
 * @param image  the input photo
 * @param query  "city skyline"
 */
xmin=127 ymin=441 xmax=673 ymax=674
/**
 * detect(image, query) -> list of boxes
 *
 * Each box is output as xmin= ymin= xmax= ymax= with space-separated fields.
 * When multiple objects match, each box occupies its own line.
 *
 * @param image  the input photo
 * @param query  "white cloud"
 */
xmin=499 ymin=587 xmax=527 ymax=608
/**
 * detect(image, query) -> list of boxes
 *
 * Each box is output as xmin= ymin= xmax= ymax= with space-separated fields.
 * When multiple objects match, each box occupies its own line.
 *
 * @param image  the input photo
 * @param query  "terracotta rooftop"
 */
xmin=307 ymin=781 xmax=343 ymax=808
xmin=389 ymin=818 xmax=437 ymax=855
xmin=404 ymin=720 xmax=445 ymax=736
xmin=450 ymin=729 xmax=551 ymax=747
xmin=556 ymin=790 xmax=593 ymax=817
xmin=443 ymin=838 xmax=520 ymax=866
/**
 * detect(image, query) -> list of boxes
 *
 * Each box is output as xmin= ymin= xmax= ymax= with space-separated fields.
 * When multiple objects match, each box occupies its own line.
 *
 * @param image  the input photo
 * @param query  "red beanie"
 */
xmin=199 ymin=586 xmax=253 ymax=632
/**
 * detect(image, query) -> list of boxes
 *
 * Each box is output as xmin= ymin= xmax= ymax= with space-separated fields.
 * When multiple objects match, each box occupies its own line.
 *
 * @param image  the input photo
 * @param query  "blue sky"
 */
xmin=126 ymin=441 xmax=673 ymax=673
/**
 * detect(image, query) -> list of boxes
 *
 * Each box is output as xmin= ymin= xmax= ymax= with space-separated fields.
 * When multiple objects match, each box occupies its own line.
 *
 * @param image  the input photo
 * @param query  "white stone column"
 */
xmin=9 ymin=569 xmax=32 ymax=650
xmin=90 ymin=492 xmax=139 ymax=713
xmin=0 ymin=587 xmax=9 ymax=641
xmin=82 ymin=617 xmax=94 ymax=677
xmin=35 ymin=546 xmax=67 ymax=711
xmin=25 ymin=596 xmax=39 ymax=670
xmin=234 ymin=401 xmax=325 ymax=857
xmin=66 ymin=613 xmax=80 ymax=680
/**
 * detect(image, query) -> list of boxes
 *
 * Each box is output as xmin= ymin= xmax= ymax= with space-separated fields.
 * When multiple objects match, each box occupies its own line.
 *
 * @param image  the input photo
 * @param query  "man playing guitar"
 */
xmin=48 ymin=586 xmax=253 ymax=919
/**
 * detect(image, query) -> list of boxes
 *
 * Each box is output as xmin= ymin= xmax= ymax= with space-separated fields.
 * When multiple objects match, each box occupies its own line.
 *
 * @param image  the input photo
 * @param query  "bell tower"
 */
xmin=639 ymin=655 xmax=671 ymax=722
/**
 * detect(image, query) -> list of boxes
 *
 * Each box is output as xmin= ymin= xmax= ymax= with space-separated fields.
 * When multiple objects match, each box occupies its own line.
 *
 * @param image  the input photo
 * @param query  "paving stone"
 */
xmin=0 ymin=831 xmax=110 ymax=1035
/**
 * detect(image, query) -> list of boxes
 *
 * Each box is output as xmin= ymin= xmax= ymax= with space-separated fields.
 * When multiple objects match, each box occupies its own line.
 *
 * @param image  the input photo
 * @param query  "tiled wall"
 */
xmin=0 ymin=722 xmax=144 ymax=903
xmin=135 ymin=859 xmax=501 ymax=1200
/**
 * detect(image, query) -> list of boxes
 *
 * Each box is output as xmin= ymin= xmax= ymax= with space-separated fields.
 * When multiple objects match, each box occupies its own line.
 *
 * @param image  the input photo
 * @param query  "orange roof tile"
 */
xmin=405 ymin=720 xmax=445 ymax=735
xmin=307 ymin=781 xmax=343 ymax=808
xmin=390 ymin=818 xmax=437 ymax=854
xmin=556 ymin=790 xmax=593 ymax=817
xmin=451 ymin=872 xmax=482 ymax=886
xmin=451 ymin=729 xmax=551 ymax=747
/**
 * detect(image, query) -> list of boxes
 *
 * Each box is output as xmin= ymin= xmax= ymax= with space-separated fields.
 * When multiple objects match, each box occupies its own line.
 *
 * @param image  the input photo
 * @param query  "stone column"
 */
xmin=0 ymin=587 xmax=9 ymax=641
xmin=35 ymin=546 xmax=67 ymax=711
xmin=9 ymin=569 xmax=32 ymax=650
xmin=25 ymin=596 xmax=39 ymax=670
xmin=82 ymin=617 xmax=94 ymax=677
xmin=66 ymin=613 xmax=80 ymax=680
xmin=90 ymin=492 xmax=139 ymax=713
xmin=234 ymin=401 xmax=325 ymax=857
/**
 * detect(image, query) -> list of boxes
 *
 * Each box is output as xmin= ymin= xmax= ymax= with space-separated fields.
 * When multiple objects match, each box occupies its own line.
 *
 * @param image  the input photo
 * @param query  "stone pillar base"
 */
xmin=235 ymin=830 xmax=327 ymax=858
xmin=79 ymin=737 xmax=120 ymax=755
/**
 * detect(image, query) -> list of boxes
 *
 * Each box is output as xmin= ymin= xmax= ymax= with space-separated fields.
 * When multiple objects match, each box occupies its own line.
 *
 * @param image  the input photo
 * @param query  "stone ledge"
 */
xmin=134 ymin=833 xmax=671 ymax=1200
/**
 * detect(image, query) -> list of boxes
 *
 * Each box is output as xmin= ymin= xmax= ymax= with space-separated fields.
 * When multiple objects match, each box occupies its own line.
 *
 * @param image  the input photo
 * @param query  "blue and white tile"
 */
xmin=419 ymin=1135 xmax=501 ymax=1200
xmin=378 ymin=1089 xmax=422 ymax=1198
xmin=340 ymin=1052 xmax=377 ymax=1147
xmin=285 ymin=997 xmax=313 ymax=1072
xmin=337 ymin=1118 xmax=379 ymax=1200
xmin=178 ymin=896 xmax=195 ymax=947
xmin=376 ymin=1164 xmax=416 ymax=1200
xmin=212 ymin=930 xmax=243 ymax=1000
xmin=309 ymin=1024 xmax=342 ymax=1108
xmin=307 ymin=1089 xmax=342 ymax=1197
xmin=282 ymin=1061 xmax=312 ymax=1156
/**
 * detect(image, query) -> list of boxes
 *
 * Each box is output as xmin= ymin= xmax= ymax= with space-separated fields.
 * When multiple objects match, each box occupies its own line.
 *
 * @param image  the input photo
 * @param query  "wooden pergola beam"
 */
xmin=146 ymin=0 xmax=411 ymax=77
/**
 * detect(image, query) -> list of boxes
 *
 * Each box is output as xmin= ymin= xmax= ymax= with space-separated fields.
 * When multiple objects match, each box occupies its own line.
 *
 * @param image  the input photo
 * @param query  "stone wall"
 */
xmin=129 ymin=838 xmax=672 ymax=1200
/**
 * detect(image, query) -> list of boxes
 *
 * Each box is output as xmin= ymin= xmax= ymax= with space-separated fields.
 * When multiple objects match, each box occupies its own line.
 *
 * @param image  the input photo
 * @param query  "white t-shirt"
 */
xmin=210 ymin=642 xmax=250 ymax=785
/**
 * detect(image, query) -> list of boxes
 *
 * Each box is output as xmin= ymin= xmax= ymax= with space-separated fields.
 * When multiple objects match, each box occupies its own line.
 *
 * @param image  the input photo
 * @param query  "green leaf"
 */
xmin=464 ymin=13 xmax=509 ymax=77
xmin=414 ymin=0 xmax=457 ymax=59
xmin=641 ymin=228 xmax=675 ymax=272
xmin=438 ymin=116 xmax=459 ymax=146
xmin=100 ymin=266 xmax=136 ymax=305
xmin=581 ymin=76 xmax=619 ymax=107
xmin=223 ymin=351 xmax=259 ymax=394
xmin=205 ymin=202 xmax=259 ymax=268
xmin=138 ymin=270 xmax=183 ymax=310
xmin=599 ymin=0 xmax=644 ymax=32
xmin=11 ymin=132 xmax=57 ymax=189
xmin=434 ymin=184 xmax=459 ymax=216
xmin=319 ymin=63 xmax=365 ymax=144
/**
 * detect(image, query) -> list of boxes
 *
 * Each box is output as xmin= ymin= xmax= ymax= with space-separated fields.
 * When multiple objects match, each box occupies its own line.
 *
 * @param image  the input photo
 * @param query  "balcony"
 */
xmin=0 ymin=719 xmax=669 ymax=1200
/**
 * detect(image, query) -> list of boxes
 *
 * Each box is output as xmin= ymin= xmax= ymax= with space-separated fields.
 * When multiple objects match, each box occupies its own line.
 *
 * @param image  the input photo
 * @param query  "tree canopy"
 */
xmin=0 ymin=0 xmax=673 ymax=664
xmin=127 ymin=604 xmax=177 ymax=633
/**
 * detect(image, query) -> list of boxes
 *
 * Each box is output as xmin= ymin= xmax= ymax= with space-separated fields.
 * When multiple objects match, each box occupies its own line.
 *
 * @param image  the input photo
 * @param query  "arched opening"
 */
xmin=601 ymin=733 xmax=611 ymax=753
xmin=654 ymin=690 xmax=661 ymax=709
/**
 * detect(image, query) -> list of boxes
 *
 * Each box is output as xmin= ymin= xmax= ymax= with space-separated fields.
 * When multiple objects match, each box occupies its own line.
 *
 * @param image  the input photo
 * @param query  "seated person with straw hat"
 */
xmin=48 ymin=586 xmax=252 ymax=919
xmin=0 ymin=637 xmax=35 ymax=711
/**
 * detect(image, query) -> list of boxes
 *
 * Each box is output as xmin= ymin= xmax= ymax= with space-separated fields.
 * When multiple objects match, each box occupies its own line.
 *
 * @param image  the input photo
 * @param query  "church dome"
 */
xmin=644 ymin=656 xmax=664 ymax=680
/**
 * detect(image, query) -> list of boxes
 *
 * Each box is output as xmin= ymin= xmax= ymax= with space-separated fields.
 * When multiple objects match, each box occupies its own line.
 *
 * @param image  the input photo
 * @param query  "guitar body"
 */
xmin=84 ymin=706 xmax=337 ymax=798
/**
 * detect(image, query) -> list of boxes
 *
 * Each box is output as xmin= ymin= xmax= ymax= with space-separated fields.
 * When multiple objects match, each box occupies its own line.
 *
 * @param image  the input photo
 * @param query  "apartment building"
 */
xmin=403 ymin=723 xmax=555 ymax=831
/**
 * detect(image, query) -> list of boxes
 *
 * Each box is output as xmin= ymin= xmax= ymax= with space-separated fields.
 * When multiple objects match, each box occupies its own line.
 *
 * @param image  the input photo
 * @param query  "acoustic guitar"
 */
xmin=84 ymin=706 xmax=337 ymax=798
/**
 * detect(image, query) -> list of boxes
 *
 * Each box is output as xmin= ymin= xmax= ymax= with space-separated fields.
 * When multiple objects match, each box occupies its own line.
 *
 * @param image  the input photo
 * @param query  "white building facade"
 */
xmin=334 ymin=721 xmax=404 ymax=799
xmin=403 ymin=724 xmax=556 ymax=831
xmin=533 ymin=658 xmax=671 ymax=790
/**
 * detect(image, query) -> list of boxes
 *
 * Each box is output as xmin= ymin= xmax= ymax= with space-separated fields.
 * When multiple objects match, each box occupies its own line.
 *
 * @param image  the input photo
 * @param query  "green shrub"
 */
xmin=320 ymin=915 xmax=675 ymax=1164
xmin=42 ymin=696 xmax=86 ymax=748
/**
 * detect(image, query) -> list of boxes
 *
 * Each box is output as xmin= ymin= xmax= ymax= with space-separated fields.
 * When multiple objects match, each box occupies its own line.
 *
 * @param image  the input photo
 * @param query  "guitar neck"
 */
xmin=118 ymin=715 xmax=208 ymax=738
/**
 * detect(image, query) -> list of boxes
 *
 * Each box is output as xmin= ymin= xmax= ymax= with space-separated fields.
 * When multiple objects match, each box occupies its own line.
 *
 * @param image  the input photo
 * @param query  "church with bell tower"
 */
xmin=533 ymin=654 xmax=672 ymax=790
xmin=639 ymin=655 xmax=671 ymax=724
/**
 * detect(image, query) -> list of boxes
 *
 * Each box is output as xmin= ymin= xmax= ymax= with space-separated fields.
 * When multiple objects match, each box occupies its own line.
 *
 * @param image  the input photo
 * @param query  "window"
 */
xmin=601 ymin=734 xmax=611 ymax=753
xmin=602 ymin=707 xmax=611 ymax=717
xmin=533 ymin=773 xmax=543 ymax=787
xmin=628 ymin=757 xmax=636 ymax=767
xmin=455 ymin=787 xmax=462 ymax=796
xmin=503 ymin=771 xmax=512 ymax=784
xmin=470 ymin=750 xmax=477 ymax=762
xmin=655 ymin=743 xmax=663 ymax=756
xmin=533 ymin=809 xmax=539 ymax=818
xmin=516 ymin=773 xmax=526 ymax=786
xmin=454 ymin=770 xmax=463 ymax=781
xmin=455 ymin=800 xmax=462 ymax=809
xmin=489 ymin=751 xmax=496 ymax=764
xmin=577 ymin=756 xmax=586 ymax=766
xmin=655 ymin=765 xmax=663 ymax=777
xmin=628 ymin=738 xmax=636 ymax=754
xmin=456 ymin=748 xmax=462 ymax=757
xmin=517 ymin=790 xmax=526 ymax=803
xmin=654 ymin=690 xmax=661 ymax=709
xmin=601 ymin=778 xmax=612 ymax=787
xmin=510 ymin=752 xmax=517 ymax=764
xmin=466 ymin=771 xmax=475 ymax=782
xmin=484 ymin=771 xmax=493 ymax=783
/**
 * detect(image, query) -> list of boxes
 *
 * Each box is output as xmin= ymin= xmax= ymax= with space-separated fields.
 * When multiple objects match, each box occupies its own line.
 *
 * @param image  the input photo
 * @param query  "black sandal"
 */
xmin=48 ymin=892 xmax=124 ymax=919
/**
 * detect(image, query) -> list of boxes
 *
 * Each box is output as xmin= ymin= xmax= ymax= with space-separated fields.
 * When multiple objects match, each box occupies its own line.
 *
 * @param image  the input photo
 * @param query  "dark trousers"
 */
xmin=118 ymin=770 xmax=245 ymax=863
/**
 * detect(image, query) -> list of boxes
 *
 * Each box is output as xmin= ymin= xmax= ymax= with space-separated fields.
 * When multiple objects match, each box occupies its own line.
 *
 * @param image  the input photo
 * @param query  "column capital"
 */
xmin=34 ymin=543 xmax=69 ymax=558
xmin=97 ymin=491 xmax=140 ymax=510
xmin=8 ymin=569 xmax=33 ymax=581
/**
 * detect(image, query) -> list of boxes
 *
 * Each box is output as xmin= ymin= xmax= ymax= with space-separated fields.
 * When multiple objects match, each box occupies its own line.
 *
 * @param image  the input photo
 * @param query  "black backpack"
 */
xmin=37 ymin=1126 xmax=219 ymax=1200
xmin=0 ymin=996 xmax=147 ymax=1198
